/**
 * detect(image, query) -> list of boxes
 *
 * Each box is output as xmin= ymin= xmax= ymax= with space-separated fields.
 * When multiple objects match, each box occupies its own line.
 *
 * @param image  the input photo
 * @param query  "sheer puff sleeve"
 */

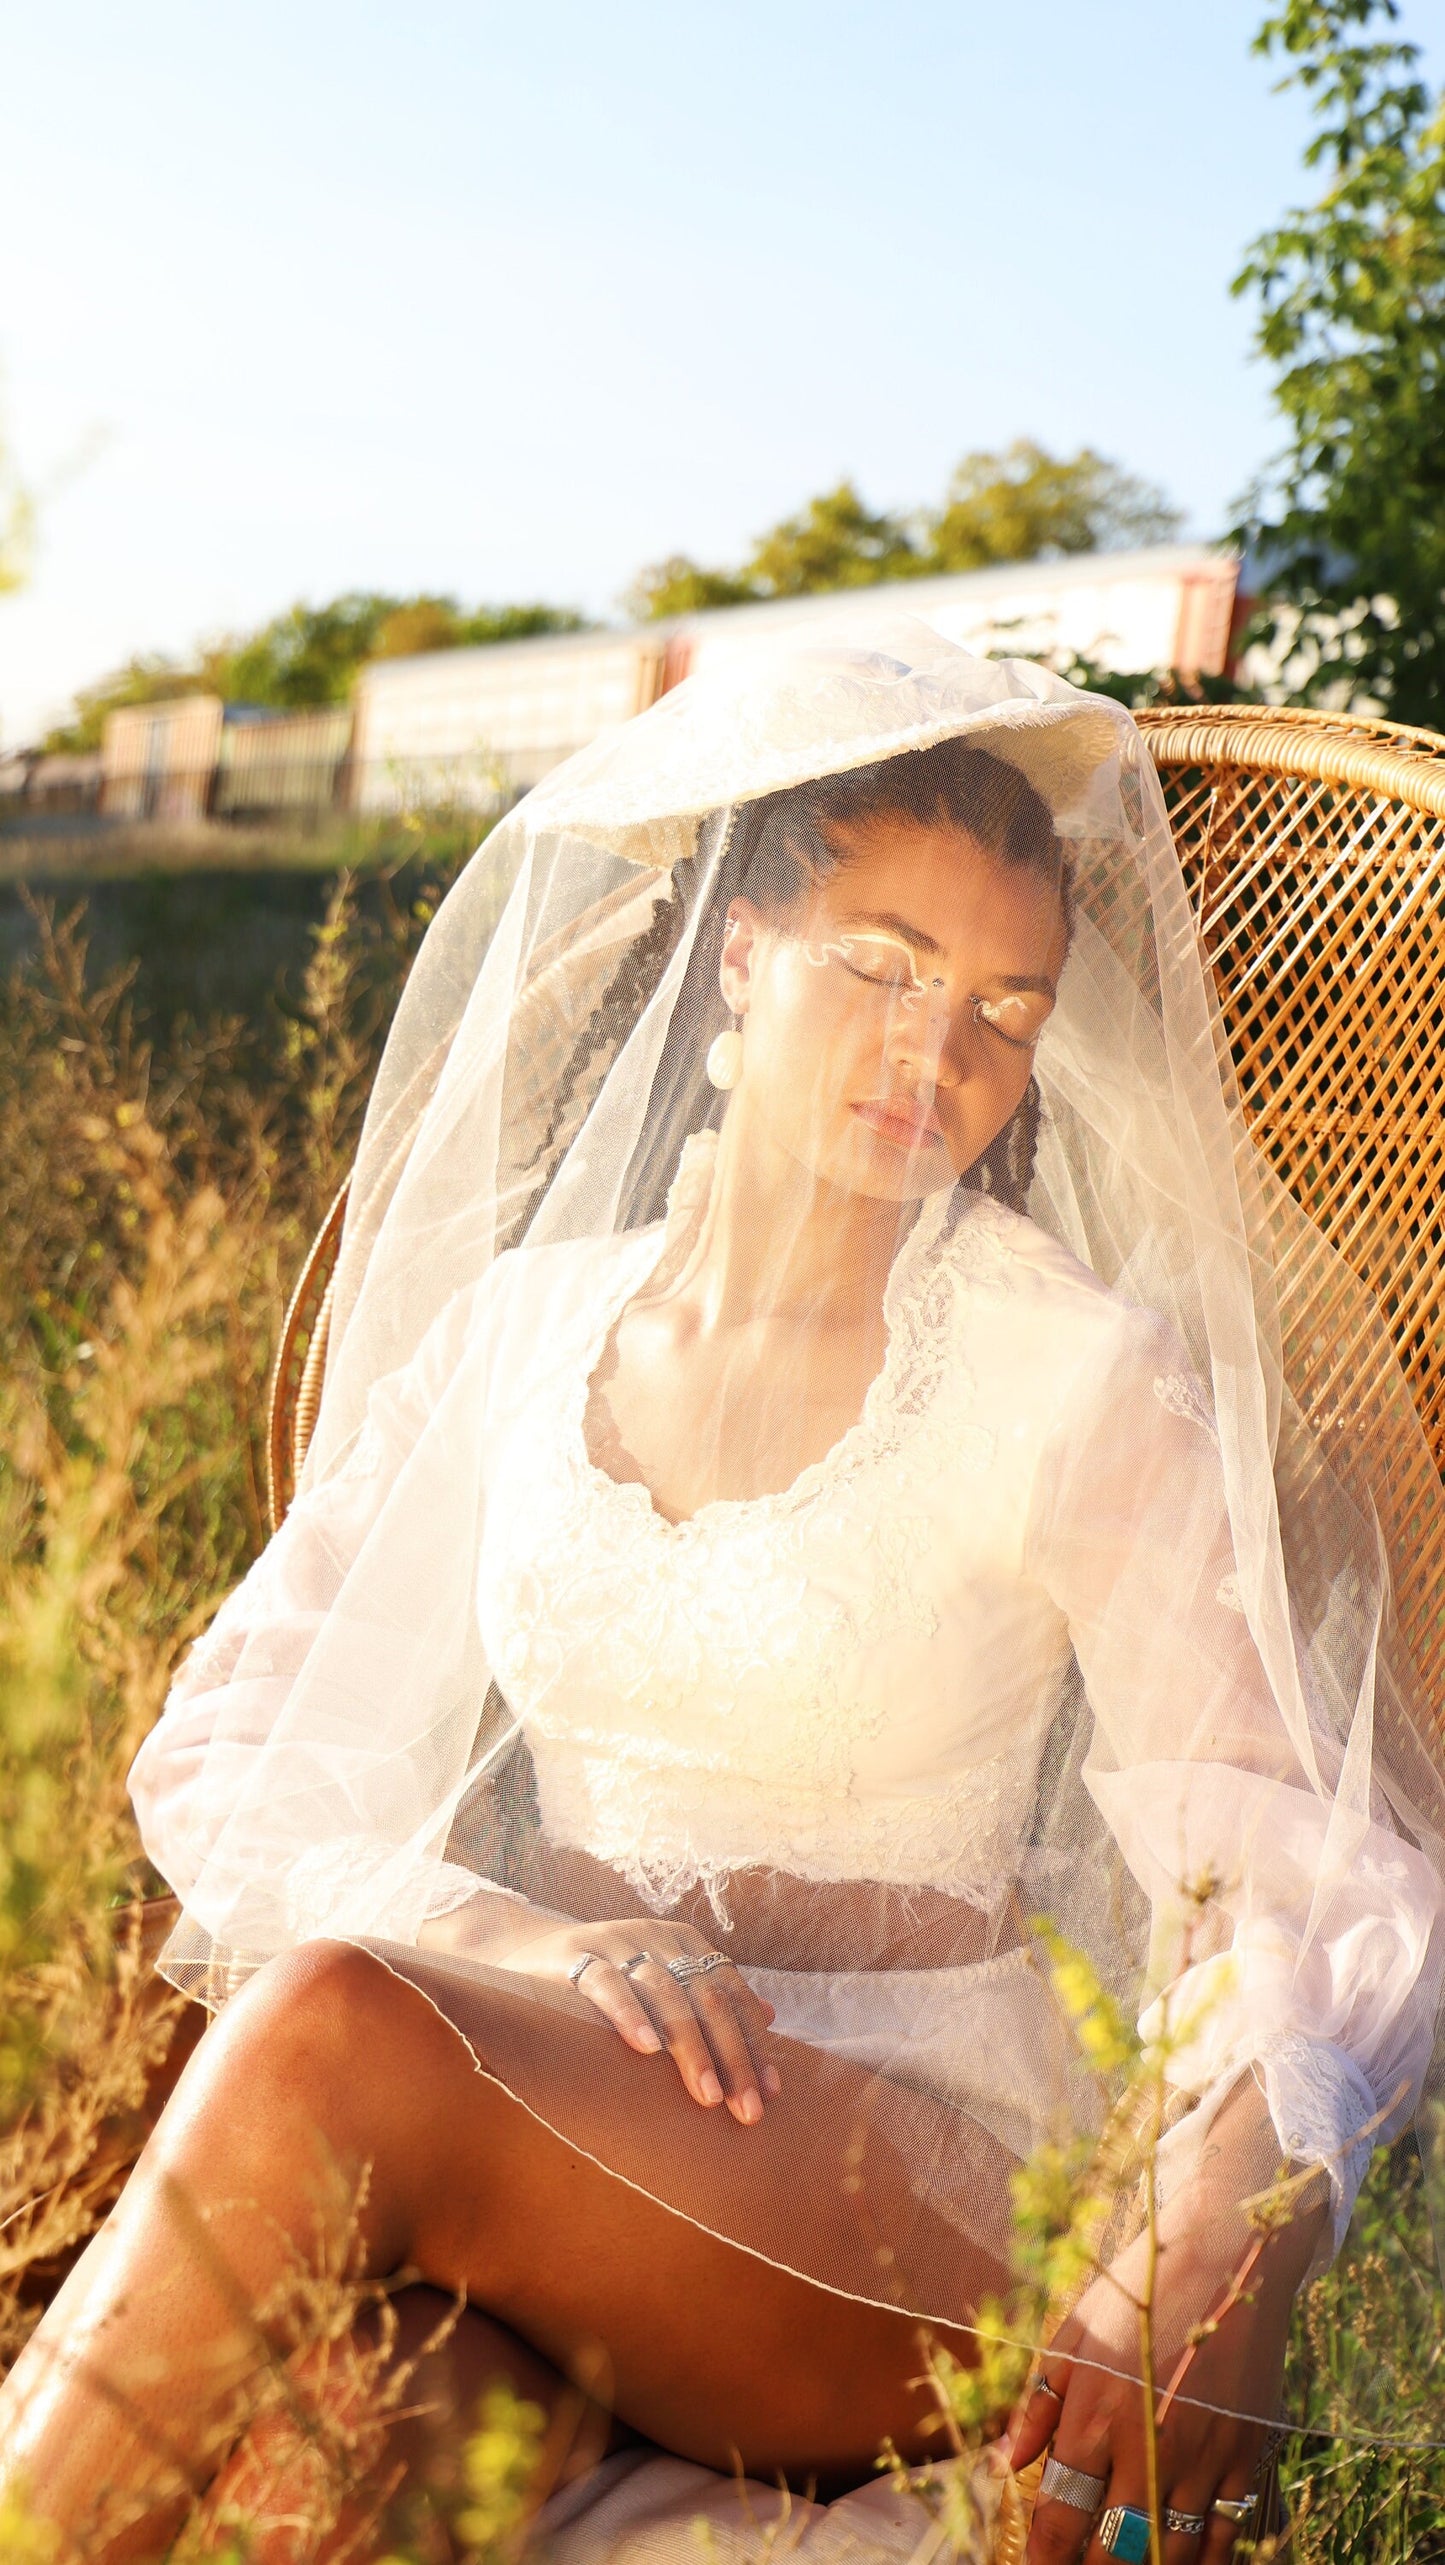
xmin=129 ymin=1263 xmax=515 ymax=1958
xmin=1023 ymin=1297 xmax=1445 ymax=2270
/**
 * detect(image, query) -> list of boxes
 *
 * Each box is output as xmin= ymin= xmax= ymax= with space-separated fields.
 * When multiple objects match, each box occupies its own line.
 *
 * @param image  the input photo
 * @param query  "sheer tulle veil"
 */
xmin=132 ymin=623 xmax=1445 ymax=2439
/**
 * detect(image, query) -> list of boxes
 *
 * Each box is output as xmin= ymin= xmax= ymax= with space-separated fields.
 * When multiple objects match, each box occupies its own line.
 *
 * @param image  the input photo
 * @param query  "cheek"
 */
xmin=749 ymin=951 xmax=881 ymax=1087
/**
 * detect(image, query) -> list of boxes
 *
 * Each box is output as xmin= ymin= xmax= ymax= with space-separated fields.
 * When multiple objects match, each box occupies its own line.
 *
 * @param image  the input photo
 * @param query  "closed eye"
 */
xmin=833 ymin=932 xmax=925 ymax=992
xmin=974 ymin=994 xmax=1051 ymax=1050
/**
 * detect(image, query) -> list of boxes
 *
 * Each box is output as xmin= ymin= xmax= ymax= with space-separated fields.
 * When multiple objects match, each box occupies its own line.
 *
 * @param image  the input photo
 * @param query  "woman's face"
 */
xmin=718 ymin=814 xmax=1070 ymax=1204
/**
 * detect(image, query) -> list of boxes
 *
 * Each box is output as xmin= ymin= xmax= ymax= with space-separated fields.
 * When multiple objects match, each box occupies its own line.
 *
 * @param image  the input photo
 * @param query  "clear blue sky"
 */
xmin=2 ymin=0 xmax=1440 ymax=747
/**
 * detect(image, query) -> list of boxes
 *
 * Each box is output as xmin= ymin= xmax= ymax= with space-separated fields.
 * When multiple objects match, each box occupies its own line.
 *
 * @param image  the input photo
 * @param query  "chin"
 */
xmin=806 ymin=1125 xmax=960 ymax=1205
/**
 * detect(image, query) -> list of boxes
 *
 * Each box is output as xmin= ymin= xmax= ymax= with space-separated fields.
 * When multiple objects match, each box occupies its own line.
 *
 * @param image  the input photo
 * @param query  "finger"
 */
xmin=626 ymin=1964 xmax=731 ymax=2110
xmin=722 ymin=1974 xmax=784 ymax=2093
xmin=687 ymin=1975 xmax=770 ymax=2121
xmin=1021 ymin=2395 xmax=1112 ymax=2565
xmin=1023 ymin=2446 xmax=1109 ymax=2565
xmin=1196 ymin=2464 xmax=1262 ymax=2565
xmin=1023 ymin=2485 xmax=1096 ymax=2565
xmin=1155 ymin=2416 xmax=1246 ymax=2558
xmin=1158 ymin=2477 xmax=1220 ymax=2561
xmin=572 ymin=1960 xmax=664 ymax=2056
xmin=676 ymin=1956 xmax=776 ymax=2042
xmin=1004 ymin=2357 xmax=1076 ymax=2472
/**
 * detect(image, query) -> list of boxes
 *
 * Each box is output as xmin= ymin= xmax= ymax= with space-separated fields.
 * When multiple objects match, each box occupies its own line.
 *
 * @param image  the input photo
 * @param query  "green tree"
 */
xmin=744 ymin=479 xmax=923 ymax=595
xmin=371 ymin=598 xmax=588 ymax=658
xmin=43 ymin=656 xmax=211 ymax=754
xmin=629 ymin=482 xmax=921 ymax=621
xmin=927 ymin=440 xmax=1181 ymax=572
xmin=630 ymin=450 xmax=1182 ymax=620
xmin=625 ymin=556 xmax=760 ymax=621
xmin=42 ymin=593 xmax=590 ymax=752
xmin=455 ymin=602 xmax=588 ymax=648
xmin=210 ymin=591 xmax=405 ymax=707
xmin=1232 ymin=0 xmax=1445 ymax=723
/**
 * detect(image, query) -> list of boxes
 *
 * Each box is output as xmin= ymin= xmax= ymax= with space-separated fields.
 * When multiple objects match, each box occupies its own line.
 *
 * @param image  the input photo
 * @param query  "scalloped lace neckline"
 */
xmin=570 ymin=1181 xmax=971 ymax=1537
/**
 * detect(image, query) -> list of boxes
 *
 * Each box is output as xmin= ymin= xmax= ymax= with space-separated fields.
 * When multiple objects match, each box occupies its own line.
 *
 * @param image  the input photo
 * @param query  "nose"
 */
xmin=883 ymin=986 xmax=978 ymax=1090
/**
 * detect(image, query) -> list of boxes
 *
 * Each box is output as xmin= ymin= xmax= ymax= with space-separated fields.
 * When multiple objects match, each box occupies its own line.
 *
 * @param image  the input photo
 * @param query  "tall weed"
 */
xmin=0 ymin=874 xmax=1442 ymax=2557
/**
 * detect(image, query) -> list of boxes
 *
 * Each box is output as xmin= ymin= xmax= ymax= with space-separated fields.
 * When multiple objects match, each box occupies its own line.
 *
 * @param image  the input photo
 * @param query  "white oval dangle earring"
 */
xmin=706 ymin=1017 xmax=744 ymax=1092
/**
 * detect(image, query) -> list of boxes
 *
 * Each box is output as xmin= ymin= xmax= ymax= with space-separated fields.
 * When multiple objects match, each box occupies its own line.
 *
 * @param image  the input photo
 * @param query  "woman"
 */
xmin=3 ymin=630 xmax=1443 ymax=2561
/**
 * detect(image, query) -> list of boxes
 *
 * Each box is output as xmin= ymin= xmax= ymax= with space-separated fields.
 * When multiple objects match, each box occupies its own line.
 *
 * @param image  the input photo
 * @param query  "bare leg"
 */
xmin=0 ymin=1942 xmax=1010 ymax=2556
xmin=202 ymin=2287 xmax=618 ymax=2565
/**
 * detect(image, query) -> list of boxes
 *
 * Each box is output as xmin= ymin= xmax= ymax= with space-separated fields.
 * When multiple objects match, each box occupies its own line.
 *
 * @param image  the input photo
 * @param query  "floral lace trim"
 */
xmin=483 ymin=1182 xmax=1041 ymax=1911
xmin=1257 ymin=2033 xmax=1379 ymax=2269
xmin=572 ymin=1178 xmax=1011 ymax=1542
xmin=1152 ymin=1370 xmax=1219 ymax=1441
xmin=535 ymin=1746 xmax=1035 ymax=1921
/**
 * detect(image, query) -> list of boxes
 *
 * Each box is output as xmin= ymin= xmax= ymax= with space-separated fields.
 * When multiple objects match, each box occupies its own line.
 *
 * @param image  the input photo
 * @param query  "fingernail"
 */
xmin=634 ymin=2023 xmax=661 ymax=2052
xmin=699 ymin=2070 xmax=723 ymax=2105
xmin=762 ymin=2063 xmax=782 ymax=2097
xmin=730 ymin=2088 xmax=763 ymax=2124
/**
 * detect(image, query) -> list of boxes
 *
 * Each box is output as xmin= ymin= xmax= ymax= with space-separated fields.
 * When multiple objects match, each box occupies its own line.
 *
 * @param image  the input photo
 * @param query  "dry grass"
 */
xmin=0 ymin=880 xmax=1442 ymax=2559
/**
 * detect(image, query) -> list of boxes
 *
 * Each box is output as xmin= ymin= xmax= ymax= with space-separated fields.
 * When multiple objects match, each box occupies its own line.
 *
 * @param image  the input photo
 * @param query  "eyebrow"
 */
xmin=839 ymin=910 xmax=1058 ymax=1000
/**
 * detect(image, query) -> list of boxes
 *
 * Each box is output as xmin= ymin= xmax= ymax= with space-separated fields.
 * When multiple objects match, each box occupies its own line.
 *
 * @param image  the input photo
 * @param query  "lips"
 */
xmin=851 ymin=1098 xmax=945 ymax=1150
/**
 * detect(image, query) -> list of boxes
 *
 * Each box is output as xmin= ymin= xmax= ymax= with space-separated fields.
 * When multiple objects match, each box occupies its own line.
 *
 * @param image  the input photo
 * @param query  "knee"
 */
xmin=197 ymin=1939 xmax=422 ymax=2122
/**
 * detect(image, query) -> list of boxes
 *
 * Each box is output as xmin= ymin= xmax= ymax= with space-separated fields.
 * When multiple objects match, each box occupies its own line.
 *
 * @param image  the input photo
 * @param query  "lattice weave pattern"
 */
xmin=1135 ymin=708 xmax=1445 ymax=1718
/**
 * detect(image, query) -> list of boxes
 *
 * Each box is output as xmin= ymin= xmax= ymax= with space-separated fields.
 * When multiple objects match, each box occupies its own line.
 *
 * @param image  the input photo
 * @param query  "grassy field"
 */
xmin=0 ymin=858 xmax=1442 ymax=2557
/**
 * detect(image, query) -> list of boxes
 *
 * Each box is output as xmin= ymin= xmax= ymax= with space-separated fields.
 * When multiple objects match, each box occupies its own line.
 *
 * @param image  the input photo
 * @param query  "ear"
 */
xmin=719 ymin=897 xmax=765 ymax=1019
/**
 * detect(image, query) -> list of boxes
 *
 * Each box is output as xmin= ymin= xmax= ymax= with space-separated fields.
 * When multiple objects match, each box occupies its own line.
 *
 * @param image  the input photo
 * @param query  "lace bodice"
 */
xmin=475 ymin=1177 xmax=1110 ymax=1917
xmin=132 ymin=1164 xmax=1445 ymax=2267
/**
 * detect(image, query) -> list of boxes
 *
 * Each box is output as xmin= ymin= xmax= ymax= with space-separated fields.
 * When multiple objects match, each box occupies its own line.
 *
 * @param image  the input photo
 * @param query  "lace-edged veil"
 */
xmin=141 ymin=622 xmax=1445 ymax=2438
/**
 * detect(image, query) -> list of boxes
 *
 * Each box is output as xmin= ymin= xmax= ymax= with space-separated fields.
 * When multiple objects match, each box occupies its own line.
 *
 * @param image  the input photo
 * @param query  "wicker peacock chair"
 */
xmin=87 ymin=704 xmax=1445 ymax=2549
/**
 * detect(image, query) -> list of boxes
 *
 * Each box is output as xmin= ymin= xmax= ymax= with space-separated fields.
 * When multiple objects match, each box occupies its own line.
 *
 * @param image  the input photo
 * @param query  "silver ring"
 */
xmin=1037 ymin=2456 xmax=1106 ymax=2513
xmin=1211 ymin=2494 xmax=1260 ymax=2526
xmin=1030 ymin=2371 xmax=1067 ymax=2404
xmin=566 ymin=1951 xmax=603 ymax=1988
xmin=1098 ymin=2506 xmax=1152 ymax=2560
xmin=666 ymin=1950 xmax=731 ymax=1985
xmin=620 ymin=1952 xmax=658 ymax=1976
xmin=1164 ymin=2507 xmax=1209 ymax=2537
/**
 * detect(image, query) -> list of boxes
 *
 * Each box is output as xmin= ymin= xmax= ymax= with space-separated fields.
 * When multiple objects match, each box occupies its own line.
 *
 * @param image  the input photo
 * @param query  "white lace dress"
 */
xmin=132 ymin=1174 xmax=1444 ymax=2265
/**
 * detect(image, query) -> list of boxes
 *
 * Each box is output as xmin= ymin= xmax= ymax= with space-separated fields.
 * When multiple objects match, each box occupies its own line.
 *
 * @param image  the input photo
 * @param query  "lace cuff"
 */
xmin=1256 ymin=2034 xmax=1380 ymax=2275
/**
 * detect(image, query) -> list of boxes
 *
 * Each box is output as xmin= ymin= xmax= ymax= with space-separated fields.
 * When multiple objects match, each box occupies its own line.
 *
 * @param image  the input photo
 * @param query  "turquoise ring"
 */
xmin=1097 ymin=2506 xmax=1153 ymax=2563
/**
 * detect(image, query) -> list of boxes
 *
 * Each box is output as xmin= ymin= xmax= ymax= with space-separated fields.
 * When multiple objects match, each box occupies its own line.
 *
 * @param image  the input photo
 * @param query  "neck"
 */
xmin=680 ymin=1098 xmax=921 ymax=1329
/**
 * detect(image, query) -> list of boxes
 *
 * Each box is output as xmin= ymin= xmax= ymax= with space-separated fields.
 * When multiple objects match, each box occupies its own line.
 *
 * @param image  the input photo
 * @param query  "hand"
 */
xmin=506 ymin=1917 xmax=781 ymax=2126
xmin=1005 ymin=2180 xmax=1321 ymax=2562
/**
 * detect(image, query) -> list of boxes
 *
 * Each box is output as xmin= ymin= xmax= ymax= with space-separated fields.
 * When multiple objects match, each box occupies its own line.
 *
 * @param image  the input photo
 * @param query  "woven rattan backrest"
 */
xmin=1133 ymin=707 xmax=1445 ymax=1450
xmin=268 ymin=711 xmax=1445 ymax=1658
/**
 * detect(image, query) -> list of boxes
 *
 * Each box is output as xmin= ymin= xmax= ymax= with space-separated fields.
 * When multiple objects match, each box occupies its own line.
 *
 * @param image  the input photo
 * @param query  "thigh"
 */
xmin=376 ymin=1952 xmax=1016 ymax=2485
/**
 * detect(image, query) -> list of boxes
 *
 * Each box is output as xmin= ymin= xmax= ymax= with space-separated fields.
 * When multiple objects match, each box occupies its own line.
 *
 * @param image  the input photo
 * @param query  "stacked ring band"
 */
xmin=1163 ymin=2506 xmax=1209 ymax=2537
xmin=667 ymin=1951 xmax=730 ymax=1985
xmin=1037 ymin=2456 xmax=1106 ymax=2513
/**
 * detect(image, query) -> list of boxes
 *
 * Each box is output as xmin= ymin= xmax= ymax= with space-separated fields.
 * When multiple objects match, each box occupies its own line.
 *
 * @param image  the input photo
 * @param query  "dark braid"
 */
xmin=959 ymin=1073 xmax=1043 ymax=1217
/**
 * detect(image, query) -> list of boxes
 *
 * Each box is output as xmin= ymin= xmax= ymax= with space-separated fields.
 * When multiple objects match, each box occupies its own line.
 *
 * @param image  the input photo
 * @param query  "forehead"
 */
xmin=808 ymin=816 xmax=1065 ymax=950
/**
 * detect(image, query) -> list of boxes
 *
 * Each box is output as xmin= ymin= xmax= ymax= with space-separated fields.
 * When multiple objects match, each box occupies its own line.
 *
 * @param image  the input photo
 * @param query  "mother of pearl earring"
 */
xmin=706 ymin=1021 xmax=744 ymax=1092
